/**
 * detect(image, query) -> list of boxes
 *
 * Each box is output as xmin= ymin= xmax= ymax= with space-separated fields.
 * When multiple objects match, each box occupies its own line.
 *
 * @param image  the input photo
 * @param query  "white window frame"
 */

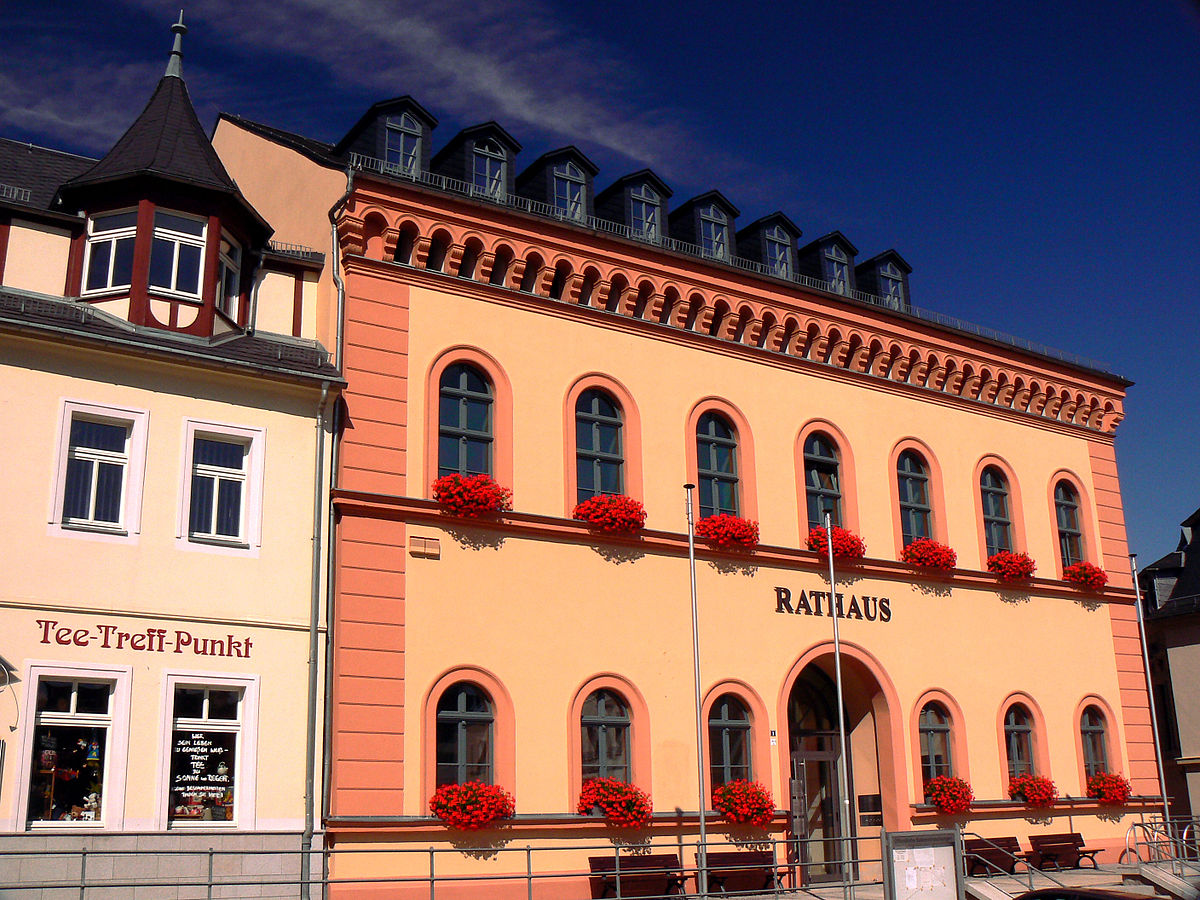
xmin=631 ymin=185 xmax=660 ymax=241
xmin=176 ymin=419 xmax=266 ymax=554
xmin=148 ymin=210 xmax=207 ymax=301
xmin=825 ymin=243 xmax=850 ymax=294
xmin=216 ymin=231 xmax=242 ymax=321
xmin=156 ymin=672 xmax=258 ymax=830
xmin=13 ymin=661 xmax=133 ymax=832
xmin=553 ymin=161 xmax=585 ymax=221
xmin=49 ymin=400 xmax=149 ymax=543
xmin=81 ymin=209 xmax=138 ymax=296
xmin=765 ymin=225 xmax=792 ymax=277
xmin=700 ymin=204 xmax=728 ymax=259
xmin=385 ymin=113 xmax=422 ymax=176
xmin=472 ymin=140 xmax=507 ymax=200
xmin=880 ymin=260 xmax=904 ymax=307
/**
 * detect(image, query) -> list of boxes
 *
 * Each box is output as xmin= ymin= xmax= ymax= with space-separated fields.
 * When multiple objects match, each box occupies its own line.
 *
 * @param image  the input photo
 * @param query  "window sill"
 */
xmin=147 ymin=289 xmax=202 ymax=304
xmin=188 ymin=535 xmax=250 ymax=550
xmin=61 ymin=522 xmax=128 ymax=537
xmin=80 ymin=287 xmax=131 ymax=299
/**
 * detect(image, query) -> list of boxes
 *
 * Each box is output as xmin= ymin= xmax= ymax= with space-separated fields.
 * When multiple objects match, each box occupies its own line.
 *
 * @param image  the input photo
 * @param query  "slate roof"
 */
xmin=0 ymin=287 xmax=342 ymax=385
xmin=0 ymin=138 xmax=96 ymax=211
xmin=1141 ymin=506 xmax=1200 ymax=616
xmin=60 ymin=76 xmax=238 ymax=198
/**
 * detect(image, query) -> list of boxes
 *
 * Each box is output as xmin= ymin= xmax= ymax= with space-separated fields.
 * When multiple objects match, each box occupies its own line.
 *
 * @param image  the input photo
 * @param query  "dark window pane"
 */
xmin=208 ymin=690 xmax=239 ymax=720
xmin=195 ymin=439 xmax=243 ymax=470
xmin=149 ymin=238 xmax=175 ymax=288
xmin=112 ymin=238 xmax=135 ymax=287
xmin=62 ymin=459 xmax=92 ymax=519
xmin=93 ymin=462 xmax=123 ymax=522
xmin=464 ymin=399 xmax=490 ymax=432
xmin=174 ymin=687 xmax=205 ymax=719
xmin=93 ymin=211 xmax=138 ymax=231
xmin=438 ymin=436 xmax=459 ymax=476
xmin=156 ymin=212 xmax=205 ymax=236
xmin=215 ymin=479 xmax=242 ymax=536
xmin=75 ymin=682 xmax=110 ymax=715
xmin=577 ymin=459 xmax=595 ymax=498
xmin=439 ymin=396 xmax=459 ymax=427
xmin=190 ymin=475 xmax=214 ymax=534
xmin=176 ymin=244 xmax=201 ymax=294
xmin=37 ymin=681 xmax=74 ymax=712
xmin=464 ymin=439 xmax=489 ymax=475
xmin=168 ymin=729 xmax=236 ymax=821
xmin=71 ymin=419 xmax=126 ymax=453
xmin=28 ymin=724 xmax=107 ymax=822
xmin=600 ymin=462 xmax=622 ymax=494
xmin=86 ymin=242 xmax=111 ymax=291
xmin=596 ymin=424 xmax=620 ymax=455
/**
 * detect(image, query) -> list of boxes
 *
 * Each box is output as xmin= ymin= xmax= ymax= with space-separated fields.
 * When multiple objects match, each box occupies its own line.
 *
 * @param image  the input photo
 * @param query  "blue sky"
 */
xmin=4 ymin=0 xmax=1198 ymax=565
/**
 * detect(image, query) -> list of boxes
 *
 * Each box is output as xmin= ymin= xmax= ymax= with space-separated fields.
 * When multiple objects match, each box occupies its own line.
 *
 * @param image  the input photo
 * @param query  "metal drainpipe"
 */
xmin=247 ymin=252 xmax=264 ymax=335
xmin=300 ymin=381 xmax=330 ymax=900
xmin=321 ymin=167 xmax=354 ymax=832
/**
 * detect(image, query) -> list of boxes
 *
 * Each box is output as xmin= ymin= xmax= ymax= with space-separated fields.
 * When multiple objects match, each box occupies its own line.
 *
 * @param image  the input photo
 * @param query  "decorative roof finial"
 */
xmin=165 ymin=10 xmax=187 ymax=79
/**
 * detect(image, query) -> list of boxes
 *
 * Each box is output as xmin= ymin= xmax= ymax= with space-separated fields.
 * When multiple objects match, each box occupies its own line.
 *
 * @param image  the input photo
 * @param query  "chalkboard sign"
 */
xmin=169 ymin=730 xmax=236 ymax=821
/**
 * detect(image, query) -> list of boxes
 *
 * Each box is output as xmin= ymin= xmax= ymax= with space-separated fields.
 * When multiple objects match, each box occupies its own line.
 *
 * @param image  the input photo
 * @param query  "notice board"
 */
xmin=882 ymin=829 xmax=964 ymax=900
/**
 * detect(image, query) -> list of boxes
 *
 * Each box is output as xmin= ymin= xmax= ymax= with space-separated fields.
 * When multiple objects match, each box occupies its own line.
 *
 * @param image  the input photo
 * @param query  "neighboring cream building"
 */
xmin=0 ymin=19 xmax=340 ymax=896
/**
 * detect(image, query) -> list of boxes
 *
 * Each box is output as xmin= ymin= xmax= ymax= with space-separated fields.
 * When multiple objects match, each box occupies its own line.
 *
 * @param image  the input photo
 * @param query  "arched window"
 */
xmin=804 ymin=433 xmax=842 ymax=530
xmin=918 ymin=702 xmax=953 ymax=786
xmin=438 ymin=363 xmax=493 ymax=478
xmin=385 ymin=113 xmax=421 ymax=176
xmin=576 ymin=389 xmax=623 ymax=503
xmin=436 ymin=682 xmax=493 ymax=785
xmin=981 ymin=466 xmax=1013 ymax=556
xmin=472 ymin=139 xmax=506 ymax=200
xmin=581 ymin=689 xmax=630 ymax=783
xmin=765 ymin=225 xmax=792 ymax=278
xmin=553 ymin=161 xmax=585 ymax=221
xmin=1004 ymin=704 xmax=1034 ymax=778
xmin=880 ymin=261 xmax=904 ymax=307
xmin=824 ymin=243 xmax=849 ymax=294
xmin=699 ymin=204 xmax=728 ymax=260
xmin=1080 ymin=706 xmax=1109 ymax=779
xmin=697 ymin=412 xmax=739 ymax=518
xmin=631 ymin=184 xmax=660 ymax=241
xmin=897 ymin=450 xmax=932 ymax=545
xmin=708 ymin=694 xmax=751 ymax=788
xmin=1055 ymin=481 xmax=1083 ymax=567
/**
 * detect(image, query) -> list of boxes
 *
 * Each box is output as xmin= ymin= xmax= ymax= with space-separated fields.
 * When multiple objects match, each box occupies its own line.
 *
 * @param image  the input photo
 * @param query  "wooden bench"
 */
xmin=698 ymin=849 xmax=788 ymax=894
xmin=964 ymin=837 xmax=1026 ymax=876
xmin=1024 ymin=833 xmax=1102 ymax=870
xmin=588 ymin=853 xmax=687 ymax=898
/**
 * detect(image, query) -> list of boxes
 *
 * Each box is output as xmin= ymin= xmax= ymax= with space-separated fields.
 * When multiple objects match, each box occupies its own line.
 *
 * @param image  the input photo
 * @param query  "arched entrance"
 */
xmin=783 ymin=648 xmax=903 ymax=885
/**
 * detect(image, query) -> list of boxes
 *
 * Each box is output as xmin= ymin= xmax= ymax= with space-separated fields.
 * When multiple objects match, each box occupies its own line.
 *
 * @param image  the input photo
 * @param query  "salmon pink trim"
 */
xmin=685 ymin=397 xmax=759 ymax=523
xmin=566 ymin=674 xmax=652 ymax=808
xmin=562 ymin=374 xmax=644 ymax=515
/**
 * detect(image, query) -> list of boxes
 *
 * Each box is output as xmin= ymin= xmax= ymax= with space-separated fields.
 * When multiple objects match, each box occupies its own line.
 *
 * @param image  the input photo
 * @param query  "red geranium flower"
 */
xmin=712 ymin=779 xmax=774 ymax=827
xmin=695 ymin=514 xmax=760 ymax=550
xmin=924 ymin=775 xmax=973 ymax=814
xmin=432 ymin=473 xmax=512 ymax=517
xmin=577 ymin=777 xmax=653 ymax=828
xmin=807 ymin=526 xmax=866 ymax=562
xmin=1063 ymin=561 xmax=1108 ymax=591
xmin=572 ymin=494 xmax=647 ymax=534
xmin=1008 ymin=773 xmax=1057 ymax=808
xmin=901 ymin=538 xmax=957 ymax=570
xmin=429 ymin=781 xmax=515 ymax=830
xmin=1087 ymin=771 xmax=1131 ymax=805
xmin=987 ymin=550 xmax=1036 ymax=582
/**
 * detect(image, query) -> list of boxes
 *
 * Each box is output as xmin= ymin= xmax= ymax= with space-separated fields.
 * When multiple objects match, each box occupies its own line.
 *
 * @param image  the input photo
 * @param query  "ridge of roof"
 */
xmin=217 ymin=113 xmax=340 ymax=169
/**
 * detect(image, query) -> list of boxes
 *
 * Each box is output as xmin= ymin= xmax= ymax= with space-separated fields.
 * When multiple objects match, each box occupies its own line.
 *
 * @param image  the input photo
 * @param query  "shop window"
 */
xmin=149 ymin=210 xmax=206 ymax=299
xmin=472 ymin=139 xmax=506 ymax=200
xmin=553 ymin=161 xmax=585 ymax=221
xmin=168 ymin=685 xmax=242 ymax=823
xmin=581 ymin=689 xmax=630 ymax=783
xmin=26 ymin=679 xmax=114 ymax=824
xmin=765 ymin=225 xmax=792 ymax=278
xmin=804 ymin=432 xmax=842 ymax=530
xmin=53 ymin=401 xmax=149 ymax=538
xmin=1055 ymin=481 xmax=1084 ymax=567
xmin=82 ymin=210 xmax=137 ymax=294
xmin=216 ymin=232 xmax=242 ymax=320
xmin=576 ymin=389 xmax=624 ymax=502
xmin=438 ymin=363 xmax=494 ymax=478
xmin=897 ymin=450 xmax=932 ymax=545
xmin=385 ymin=112 xmax=421 ymax=176
xmin=697 ymin=411 xmax=739 ymax=518
xmin=1004 ymin=703 xmax=1035 ymax=778
xmin=437 ymin=683 xmax=494 ymax=785
xmin=708 ymin=694 xmax=751 ymax=788
xmin=980 ymin=466 xmax=1013 ymax=556
xmin=631 ymin=184 xmax=660 ymax=241
xmin=918 ymin=702 xmax=953 ymax=786
xmin=178 ymin=421 xmax=264 ymax=550
xmin=1080 ymin=706 xmax=1109 ymax=779
xmin=699 ymin=204 xmax=728 ymax=260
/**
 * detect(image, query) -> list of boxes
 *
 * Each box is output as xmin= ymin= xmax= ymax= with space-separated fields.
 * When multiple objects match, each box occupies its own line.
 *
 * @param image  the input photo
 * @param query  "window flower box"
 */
xmin=432 ymin=473 xmax=513 ymax=518
xmin=901 ymin=538 xmax=957 ymax=570
xmin=807 ymin=526 xmax=866 ymax=562
xmin=572 ymin=494 xmax=647 ymax=534
xmin=1063 ymin=561 xmax=1108 ymax=591
xmin=1008 ymin=774 xmax=1057 ymax=808
xmin=923 ymin=775 xmax=973 ymax=814
xmin=429 ymin=781 xmax=515 ymax=830
xmin=712 ymin=779 xmax=774 ymax=827
xmin=987 ymin=550 xmax=1036 ymax=582
xmin=1086 ymin=771 xmax=1131 ymax=806
xmin=695 ymin=514 xmax=760 ymax=550
xmin=577 ymin=777 xmax=653 ymax=828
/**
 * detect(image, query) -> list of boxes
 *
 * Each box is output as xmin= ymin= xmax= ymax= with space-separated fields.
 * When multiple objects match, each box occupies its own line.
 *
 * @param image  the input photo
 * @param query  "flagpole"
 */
xmin=826 ymin=513 xmax=853 ymax=900
xmin=685 ymin=484 xmax=709 ymax=898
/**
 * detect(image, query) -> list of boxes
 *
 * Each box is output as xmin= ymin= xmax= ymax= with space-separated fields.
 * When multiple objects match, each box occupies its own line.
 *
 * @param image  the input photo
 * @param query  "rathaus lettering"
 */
xmin=773 ymin=587 xmax=892 ymax=622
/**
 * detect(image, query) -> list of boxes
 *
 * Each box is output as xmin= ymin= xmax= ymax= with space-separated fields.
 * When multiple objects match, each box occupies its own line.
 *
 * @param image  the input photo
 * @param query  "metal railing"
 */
xmin=347 ymin=153 xmax=1120 ymax=377
xmin=960 ymin=831 xmax=1070 ymax=894
xmin=1124 ymin=817 xmax=1200 ymax=873
xmin=0 ymin=832 xmax=884 ymax=898
xmin=269 ymin=240 xmax=325 ymax=262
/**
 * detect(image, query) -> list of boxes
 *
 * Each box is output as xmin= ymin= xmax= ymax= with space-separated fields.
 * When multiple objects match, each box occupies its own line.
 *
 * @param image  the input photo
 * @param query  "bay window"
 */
xmin=149 ymin=210 xmax=206 ymax=298
xmin=82 ymin=210 xmax=137 ymax=294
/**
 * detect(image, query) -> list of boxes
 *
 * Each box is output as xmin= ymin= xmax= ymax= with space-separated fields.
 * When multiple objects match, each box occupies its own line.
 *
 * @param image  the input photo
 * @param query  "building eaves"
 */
xmin=0 ymin=137 xmax=96 ymax=211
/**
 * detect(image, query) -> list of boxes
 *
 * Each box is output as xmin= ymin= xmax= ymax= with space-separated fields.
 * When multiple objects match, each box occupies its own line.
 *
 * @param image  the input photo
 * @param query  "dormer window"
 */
xmin=880 ymin=261 xmax=904 ymax=308
xmin=631 ymin=184 xmax=660 ymax=241
xmin=824 ymin=243 xmax=849 ymax=295
xmin=149 ymin=210 xmax=206 ymax=299
xmin=766 ymin=225 xmax=792 ymax=278
xmin=217 ymin=232 xmax=242 ymax=320
xmin=699 ymin=204 xmax=728 ymax=259
xmin=83 ymin=211 xmax=138 ymax=294
xmin=472 ymin=139 xmax=506 ymax=200
xmin=385 ymin=113 xmax=421 ymax=176
xmin=553 ymin=161 xmax=585 ymax=220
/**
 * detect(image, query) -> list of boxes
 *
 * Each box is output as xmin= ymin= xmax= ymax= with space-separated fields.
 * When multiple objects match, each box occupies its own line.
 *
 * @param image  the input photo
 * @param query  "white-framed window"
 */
xmin=50 ymin=400 xmax=149 ymax=541
xmin=149 ymin=210 xmax=207 ymax=300
xmin=825 ymin=243 xmax=850 ymax=294
xmin=631 ymin=184 xmax=659 ymax=241
xmin=699 ymin=204 xmax=728 ymax=259
xmin=16 ymin=661 xmax=133 ymax=830
xmin=385 ymin=112 xmax=421 ymax=176
xmin=216 ymin=232 xmax=242 ymax=321
xmin=82 ymin=209 xmax=138 ymax=295
xmin=880 ymin=260 xmax=904 ymax=307
xmin=766 ymin=224 xmax=792 ymax=277
xmin=472 ymin=139 xmax=506 ymax=200
xmin=553 ymin=161 xmax=585 ymax=220
xmin=177 ymin=420 xmax=265 ymax=552
xmin=158 ymin=672 xmax=259 ymax=829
